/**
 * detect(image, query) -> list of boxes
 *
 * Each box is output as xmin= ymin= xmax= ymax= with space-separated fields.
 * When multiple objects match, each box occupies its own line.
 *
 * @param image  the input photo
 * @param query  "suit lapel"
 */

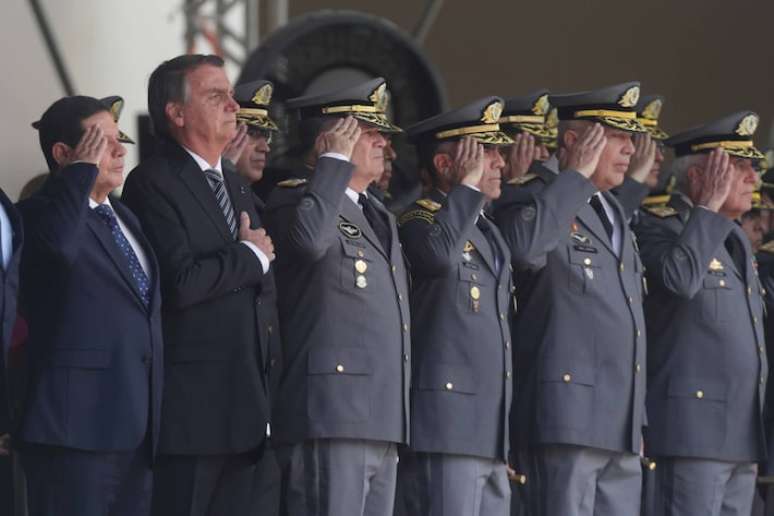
xmin=177 ymin=156 xmax=233 ymax=243
xmin=576 ymin=202 xmax=616 ymax=256
xmin=223 ymin=168 xmax=255 ymax=229
xmin=340 ymin=195 xmax=388 ymax=258
xmin=87 ymin=210 xmax=148 ymax=311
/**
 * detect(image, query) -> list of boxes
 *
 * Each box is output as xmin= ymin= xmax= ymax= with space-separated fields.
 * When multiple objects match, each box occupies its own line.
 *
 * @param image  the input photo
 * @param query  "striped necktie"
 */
xmin=204 ymin=169 xmax=237 ymax=238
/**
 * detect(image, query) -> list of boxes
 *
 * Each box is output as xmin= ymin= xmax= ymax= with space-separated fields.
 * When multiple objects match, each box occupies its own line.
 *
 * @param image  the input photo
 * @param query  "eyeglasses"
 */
xmin=247 ymin=127 xmax=273 ymax=144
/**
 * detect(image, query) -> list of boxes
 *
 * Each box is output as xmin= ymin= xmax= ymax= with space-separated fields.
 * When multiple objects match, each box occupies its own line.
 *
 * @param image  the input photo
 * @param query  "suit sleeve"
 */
xmin=612 ymin=176 xmax=650 ymax=222
xmin=121 ymin=168 xmax=264 ymax=310
xmin=634 ymin=208 xmax=735 ymax=299
xmin=493 ymin=170 xmax=596 ymax=271
xmin=268 ymin=157 xmax=354 ymax=264
xmin=398 ymin=185 xmax=484 ymax=276
xmin=17 ymin=163 xmax=97 ymax=266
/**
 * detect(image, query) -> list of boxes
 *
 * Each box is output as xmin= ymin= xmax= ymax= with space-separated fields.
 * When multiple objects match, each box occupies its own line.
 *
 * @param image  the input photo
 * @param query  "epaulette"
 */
xmin=398 ymin=209 xmax=435 ymax=226
xmin=641 ymin=194 xmax=670 ymax=207
xmin=415 ymin=198 xmax=442 ymax=212
xmin=506 ymin=173 xmax=538 ymax=185
xmin=276 ymin=178 xmax=308 ymax=188
xmin=759 ymin=240 xmax=774 ymax=255
xmin=642 ymin=205 xmax=678 ymax=218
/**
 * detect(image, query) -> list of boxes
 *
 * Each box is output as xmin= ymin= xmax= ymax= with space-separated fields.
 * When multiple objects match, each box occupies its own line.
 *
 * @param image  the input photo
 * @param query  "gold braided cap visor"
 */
xmin=320 ymin=105 xmax=402 ymax=133
xmin=690 ymin=140 xmax=765 ymax=160
xmin=571 ymin=109 xmax=647 ymax=133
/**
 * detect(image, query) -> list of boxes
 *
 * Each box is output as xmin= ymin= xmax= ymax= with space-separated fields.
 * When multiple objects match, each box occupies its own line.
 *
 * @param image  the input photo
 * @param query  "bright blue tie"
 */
xmin=93 ymin=205 xmax=151 ymax=307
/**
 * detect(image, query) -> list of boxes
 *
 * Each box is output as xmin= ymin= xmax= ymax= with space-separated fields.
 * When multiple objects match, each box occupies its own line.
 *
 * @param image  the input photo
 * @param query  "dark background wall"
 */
xmin=288 ymin=0 xmax=774 ymax=145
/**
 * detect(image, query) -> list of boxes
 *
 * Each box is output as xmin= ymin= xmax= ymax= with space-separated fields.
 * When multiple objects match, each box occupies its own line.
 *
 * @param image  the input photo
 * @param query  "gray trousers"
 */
xmin=396 ymin=451 xmax=510 ymax=516
xmin=279 ymin=438 xmax=397 ymax=516
xmin=653 ymin=457 xmax=757 ymax=516
xmin=536 ymin=444 xmax=641 ymax=516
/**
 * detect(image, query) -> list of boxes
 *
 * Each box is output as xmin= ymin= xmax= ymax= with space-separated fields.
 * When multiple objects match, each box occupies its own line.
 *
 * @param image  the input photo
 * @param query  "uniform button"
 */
xmin=268 ymin=325 xmax=273 ymax=334
xmin=403 ymin=353 xmax=409 ymax=362
xmin=719 ymin=280 xmax=726 ymax=287
xmin=270 ymin=358 xmax=276 ymax=367
xmin=628 ymin=296 xmax=633 ymax=304
xmin=647 ymin=461 xmax=657 ymax=471
xmin=510 ymin=286 xmax=516 ymax=294
xmin=760 ymin=346 xmax=765 ymax=354
xmin=619 ymin=263 xmax=625 ymax=272
xmin=762 ymin=377 xmax=766 ymax=385
xmin=403 ymin=324 xmax=409 ymax=332
xmin=398 ymin=293 xmax=404 ymax=301
xmin=391 ymin=265 xmax=397 ymax=273
xmin=754 ymin=316 xmax=759 ymax=323
xmin=583 ymin=258 xmax=592 ymax=266
xmin=505 ymin=371 xmax=512 ymax=379
xmin=637 ymin=329 xmax=641 ymax=337
xmin=562 ymin=373 xmax=571 ymax=383
xmin=445 ymin=382 xmax=454 ymax=390
xmin=635 ymin=363 xmax=641 ymax=373
xmin=336 ymin=364 xmax=345 ymax=373
xmin=517 ymin=474 xmax=527 ymax=485
xmin=471 ymin=273 xmax=478 ymax=281
xmin=695 ymin=390 xmax=704 ymax=399
xmin=357 ymin=250 xmax=365 ymax=258
xmin=505 ymin=340 xmax=510 ymax=350
xmin=748 ymin=287 xmax=752 ymax=296
xmin=763 ymin=289 xmax=768 ymax=296
xmin=500 ymin=313 xmax=506 ymax=320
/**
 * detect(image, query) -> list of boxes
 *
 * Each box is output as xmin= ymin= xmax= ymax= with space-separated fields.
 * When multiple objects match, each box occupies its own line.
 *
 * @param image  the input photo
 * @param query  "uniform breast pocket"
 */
xmin=700 ymin=275 xmax=732 ymax=324
xmin=339 ymin=239 xmax=374 ymax=292
xmin=567 ymin=247 xmax=600 ymax=295
xmin=307 ymin=346 xmax=372 ymax=424
xmin=457 ymin=263 xmax=487 ymax=313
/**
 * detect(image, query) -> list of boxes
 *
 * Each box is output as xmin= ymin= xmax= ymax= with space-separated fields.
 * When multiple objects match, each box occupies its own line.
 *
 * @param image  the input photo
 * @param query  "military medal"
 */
xmin=709 ymin=258 xmax=724 ymax=271
xmin=356 ymin=275 xmax=368 ymax=289
xmin=470 ymin=285 xmax=481 ymax=312
xmin=355 ymin=260 xmax=368 ymax=273
xmin=585 ymin=268 xmax=594 ymax=280
xmin=338 ymin=221 xmax=362 ymax=239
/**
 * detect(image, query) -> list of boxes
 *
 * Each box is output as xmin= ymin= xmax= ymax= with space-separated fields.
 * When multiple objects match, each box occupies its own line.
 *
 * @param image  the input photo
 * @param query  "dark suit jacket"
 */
xmin=0 ymin=188 xmax=22 ymax=432
xmin=634 ymin=194 xmax=767 ymax=462
xmin=122 ymin=141 xmax=279 ymax=455
xmin=493 ymin=166 xmax=647 ymax=455
xmin=264 ymin=157 xmax=412 ymax=445
xmin=398 ymin=186 xmax=513 ymax=461
xmin=17 ymin=163 xmax=163 ymax=453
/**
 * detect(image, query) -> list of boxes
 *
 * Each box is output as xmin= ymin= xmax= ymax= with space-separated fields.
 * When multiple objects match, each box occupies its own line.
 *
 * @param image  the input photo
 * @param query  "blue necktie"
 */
xmin=93 ymin=205 xmax=151 ymax=307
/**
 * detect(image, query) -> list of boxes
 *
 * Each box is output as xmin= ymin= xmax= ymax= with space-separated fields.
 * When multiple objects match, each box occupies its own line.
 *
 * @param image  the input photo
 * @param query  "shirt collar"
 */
xmin=346 ymin=187 xmax=362 ymax=206
xmin=89 ymin=196 xmax=114 ymax=210
xmin=182 ymin=146 xmax=223 ymax=175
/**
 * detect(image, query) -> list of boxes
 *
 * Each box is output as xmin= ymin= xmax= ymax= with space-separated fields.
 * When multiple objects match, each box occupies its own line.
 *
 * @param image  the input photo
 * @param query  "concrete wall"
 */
xmin=2 ymin=0 xmax=772 ymax=199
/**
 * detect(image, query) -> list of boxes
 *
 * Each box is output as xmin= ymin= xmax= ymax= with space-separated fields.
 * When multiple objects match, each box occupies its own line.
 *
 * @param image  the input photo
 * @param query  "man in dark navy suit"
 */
xmin=16 ymin=95 xmax=163 ymax=516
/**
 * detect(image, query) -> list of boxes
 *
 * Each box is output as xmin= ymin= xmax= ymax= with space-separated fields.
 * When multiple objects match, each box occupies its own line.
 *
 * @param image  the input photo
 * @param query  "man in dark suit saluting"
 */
xmin=17 ymin=95 xmax=163 ymax=516
xmin=122 ymin=54 xmax=279 ymax=516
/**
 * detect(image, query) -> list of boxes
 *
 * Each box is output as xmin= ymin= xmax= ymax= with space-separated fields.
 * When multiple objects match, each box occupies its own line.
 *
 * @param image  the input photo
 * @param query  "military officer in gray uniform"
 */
xmin=633 ymin=111 xmax=768 ymax=516
xmin=263 ymin=78 xmax=410 ymax=516
xmin=395 ymin=97 xmax=514 ymax=516
xmin=498 ymin=90 xmax=554 ymax=183
xmin=492 ymin=82 xmax=649 ymax=516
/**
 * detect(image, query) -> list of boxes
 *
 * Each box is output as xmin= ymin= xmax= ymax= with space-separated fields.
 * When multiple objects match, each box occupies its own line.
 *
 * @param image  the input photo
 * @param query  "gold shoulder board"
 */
xmin=507 ymin=173 xmax=538 ymax=185
xmin=641 ymin=194 xmax=670 ymax=207
xmin=415 ymin=198 xmax=442 ymax=212
xmin=276 ymin=178 xmax=308 ymax=188
xmin=642 ymin=205 xmax=678 ymax=218
xmin=759 ymin=240 xmax=774 ymax=254
xmin=398 ymin=209 xmax=435 ymax=226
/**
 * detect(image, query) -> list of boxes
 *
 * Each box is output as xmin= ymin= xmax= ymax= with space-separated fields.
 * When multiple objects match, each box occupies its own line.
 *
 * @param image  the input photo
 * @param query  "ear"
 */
xmin=433 ymin=152 xmax=453 ymax=178
xmin=51 ymin=142 xmax=73 ymax=168
xmin=165 ymin=101 xmax=185 ymax=129
xmin=562 ymin=129 xmax=579 ymax=149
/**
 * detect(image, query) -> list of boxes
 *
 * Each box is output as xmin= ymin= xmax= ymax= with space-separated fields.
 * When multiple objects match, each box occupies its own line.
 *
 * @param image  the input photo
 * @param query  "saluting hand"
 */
xmin=70 ymin=125 xmax=108 ymax=166
xmin=697 ymin=148 xmax=733 ymax=212
xmin=503 ymin=132 xmax=537 ymax=181
xmin=562 ymin=123 xmax=607 ymax=179
xmin=239 ymin=212 xmax=275 ymax=262
xmin=626 ymin=132 xmax=657 ymax=183
xmin=450 ymin=136 xmax=485 ymax=188
xmin=223 ymin=123 xmax=249 ymax=164
xmin=316 ymin=116 xmax=362 ymax=160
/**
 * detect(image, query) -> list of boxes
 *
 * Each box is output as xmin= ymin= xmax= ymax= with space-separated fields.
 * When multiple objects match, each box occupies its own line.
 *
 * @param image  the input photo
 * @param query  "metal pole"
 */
xmin=262 ymin=0 xmax=289 ymax=39
xmin=413 ymin=0 xmax=444 ymax=45
xmin=28 ymin=0 xmax=76 ymax=95
xmin=245 ymin=0 xmax=260 ymax=50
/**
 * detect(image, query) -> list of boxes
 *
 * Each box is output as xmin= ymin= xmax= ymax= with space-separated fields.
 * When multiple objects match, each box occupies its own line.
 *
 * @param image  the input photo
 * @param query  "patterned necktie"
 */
xmin=93 ymin=205 xmax=151 ymax=307
xmin=204 ymin=169 xmax=237 ymax=238
xmin=589 ymin=195 xmax=613 ymax=240
xmin=358 ymin=193 xmax=391 ymax=252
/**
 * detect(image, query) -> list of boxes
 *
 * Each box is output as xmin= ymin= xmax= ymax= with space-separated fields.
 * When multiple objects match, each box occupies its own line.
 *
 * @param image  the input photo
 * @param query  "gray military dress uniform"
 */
xmin=396 ymin=185 xmax=514 ymax=516
xmin=264 ymin=156 xmax=411 ymax=516
xmin=493 ymin=164 xmax=648 ymax=516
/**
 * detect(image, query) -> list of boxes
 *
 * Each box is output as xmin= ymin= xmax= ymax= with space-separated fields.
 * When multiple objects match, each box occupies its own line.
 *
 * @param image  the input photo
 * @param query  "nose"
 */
xmin=493 ymin=148 xmax=506 ymax=169
xmin=373 ymin=132 xmax=387 ymax=147
xmin=114 ymin=141 xmax=127 ymax=158
xmin=226 ymin=95 xmax=239 ymax=112
xmin=655 ymin=145 xmax=664 ymax=163
xmin=257 ymin=137 xmax=270 ymax=152
xmin=622 ymin=136 xmax=635 ymax=156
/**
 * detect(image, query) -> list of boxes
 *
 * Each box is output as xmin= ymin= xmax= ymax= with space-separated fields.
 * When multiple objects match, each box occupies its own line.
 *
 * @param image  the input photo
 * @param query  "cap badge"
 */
xmin=252 ymin=84 xmax=273 ymax=106
xmin=369 ymin=83 xmax=388 ymax=112
xmin=642 ymin=99 xmax=662 ymax=120
xmin=618 ymin=86 xmax=640 ymax=108
xmin=482 ymin=101 xmax=503 ymax=124
xmin=532 ymin=94 xmax=550 ymax=116
xmin=736 ymin=114 xmax=758 ymax=136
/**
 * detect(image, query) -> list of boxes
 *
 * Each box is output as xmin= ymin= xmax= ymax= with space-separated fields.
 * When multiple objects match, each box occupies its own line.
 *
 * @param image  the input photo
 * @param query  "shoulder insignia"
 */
xmin=641 ymin=194 xmax=670 ymax=207
xmin=759 ymin=240 xmax=774 ymax=255
xmin=642 ymin=205 xmax=678 ymax=218
xmin=507 ymin=173 xmax=538 ymax=185
xmin=276 ymin=178 xmax=308 ymax=188
xmin=398 ymin=209 xmax=435 ymax=226
xmin=415 ymin=198 xmax=442 ymax=212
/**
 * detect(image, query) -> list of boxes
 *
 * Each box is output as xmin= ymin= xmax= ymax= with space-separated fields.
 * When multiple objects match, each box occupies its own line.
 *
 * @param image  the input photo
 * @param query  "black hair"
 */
xmin=147 ymin=54 xmax=224 ymax=140
xmin=37 ymin=96 xmax=109 ymax=172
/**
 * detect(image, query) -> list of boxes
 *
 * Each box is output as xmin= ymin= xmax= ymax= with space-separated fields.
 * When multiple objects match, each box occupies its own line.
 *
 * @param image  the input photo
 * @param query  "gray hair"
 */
xmin=670 ymin=154 xmax=706 ymax=192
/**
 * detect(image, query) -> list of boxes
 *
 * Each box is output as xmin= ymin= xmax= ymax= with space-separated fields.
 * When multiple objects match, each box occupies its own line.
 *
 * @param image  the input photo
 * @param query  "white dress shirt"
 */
xmin=89 ymin=196 xmax=152 ymax=277
xmin=182 ymin=146 xmax=270 ymax=274
xmin=0 ymin=202 xmax=12 ymax=270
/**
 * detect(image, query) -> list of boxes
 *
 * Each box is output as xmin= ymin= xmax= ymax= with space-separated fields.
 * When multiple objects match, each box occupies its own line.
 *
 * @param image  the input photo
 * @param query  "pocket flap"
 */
xmin=50 ymin=348 xmax=110 ymax=369
xmin=540 ymin=366 xmax=595 ymax=386
xmin=308 ymin=347 xmax=372 ymax=375
xmin=340 ymin=239 xmax=370 ymax=259
xmin=668 ymin=377 xmax=727 ymax=401
xmin=417 ymin=363 xmax=476 ymax=394
xmin=703 ymin=275 xmax=730 ymax=290
xmin=568 ymin=247 xmax=600 ymax=268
